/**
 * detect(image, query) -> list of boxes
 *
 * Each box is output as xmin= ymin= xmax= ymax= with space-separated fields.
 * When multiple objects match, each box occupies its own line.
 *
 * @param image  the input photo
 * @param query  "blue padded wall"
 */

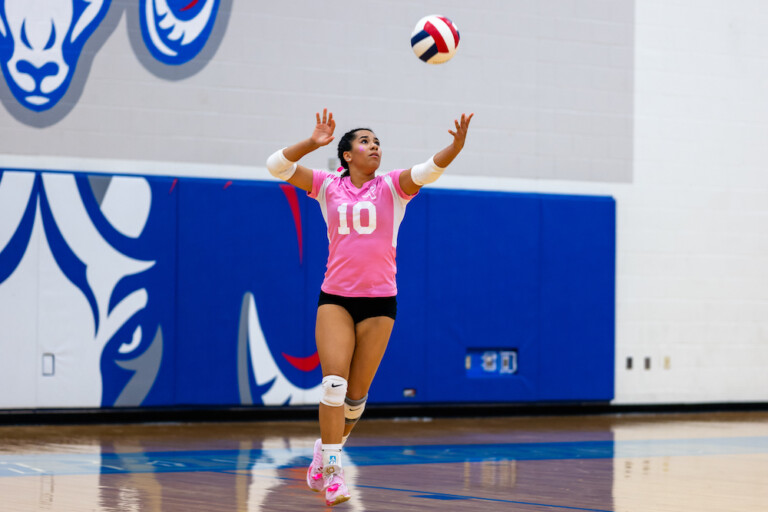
xmin=537 ymin=195 xmax=616 ymax=401
xmin=373 ymin=189 xmax=615 ymax=404
xmin=0 ymin=169 xmax=614 ymax=408
xmin=377 ymin=190 xmax=543 ymax=403
xmin=175 ymin=179 xmax=324 ymax=405
xmin=129 ymin=177 xmax=616 ymax=406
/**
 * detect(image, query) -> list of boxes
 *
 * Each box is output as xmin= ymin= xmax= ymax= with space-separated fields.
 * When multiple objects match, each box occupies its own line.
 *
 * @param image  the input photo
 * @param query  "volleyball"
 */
xmin=410 ymin=15 xmax=460 ymax=64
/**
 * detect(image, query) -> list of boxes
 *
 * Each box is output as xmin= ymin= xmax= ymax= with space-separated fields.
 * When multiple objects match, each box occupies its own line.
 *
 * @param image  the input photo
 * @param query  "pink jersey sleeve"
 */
xmin=387 ymin=169 xmax=418 ymax=201
xmin=308 ymin=169 xmax=334 ymax=199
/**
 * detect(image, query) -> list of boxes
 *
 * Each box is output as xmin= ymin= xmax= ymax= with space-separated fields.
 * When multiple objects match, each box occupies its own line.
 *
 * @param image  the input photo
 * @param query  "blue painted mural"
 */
xmin=0 ymin=0 xmax=221 ymax=112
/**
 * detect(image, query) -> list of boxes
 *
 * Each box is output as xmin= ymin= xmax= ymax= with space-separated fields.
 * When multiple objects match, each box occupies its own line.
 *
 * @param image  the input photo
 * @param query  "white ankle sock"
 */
xmin=322 ymin=443 xmax=343 ymax=473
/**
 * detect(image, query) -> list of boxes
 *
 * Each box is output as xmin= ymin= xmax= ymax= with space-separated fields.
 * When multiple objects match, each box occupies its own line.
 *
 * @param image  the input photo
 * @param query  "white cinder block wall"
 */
xmin=613 ymin=0 xmax=768 ymax=403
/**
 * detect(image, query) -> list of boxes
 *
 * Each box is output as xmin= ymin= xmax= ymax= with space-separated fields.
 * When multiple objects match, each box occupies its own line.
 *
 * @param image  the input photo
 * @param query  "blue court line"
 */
xmin=1 ymin=436 xmax=767 ymax=478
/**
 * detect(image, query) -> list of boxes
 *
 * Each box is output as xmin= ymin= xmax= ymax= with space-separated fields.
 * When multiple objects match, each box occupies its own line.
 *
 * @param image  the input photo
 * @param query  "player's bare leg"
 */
xmin=316 ymin=304 xmax=356 ymax=443
xmin=344 ymin=316 xmax=395 ymax=440
xmin=313 ymin=304 xmax=355 ymax=505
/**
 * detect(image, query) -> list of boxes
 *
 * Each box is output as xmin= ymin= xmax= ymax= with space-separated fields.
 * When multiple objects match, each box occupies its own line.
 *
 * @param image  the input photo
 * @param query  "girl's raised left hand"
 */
xmin=449 ymin=113 xmax=473 ymax=151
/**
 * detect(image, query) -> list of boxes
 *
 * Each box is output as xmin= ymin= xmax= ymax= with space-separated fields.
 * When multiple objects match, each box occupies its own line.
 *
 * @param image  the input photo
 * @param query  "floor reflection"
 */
xmin=612 ymin=417 xmax=768 ymax=512
xmin=0 ymin=412 xmax=765 ymax=511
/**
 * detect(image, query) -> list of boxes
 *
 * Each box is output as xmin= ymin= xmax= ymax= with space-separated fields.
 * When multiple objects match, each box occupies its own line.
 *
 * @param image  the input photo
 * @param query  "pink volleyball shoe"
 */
xmin=306 ymin=439 xmax=324 ymax=492
xmin=324 ymin=470 xmax=351 ymax=507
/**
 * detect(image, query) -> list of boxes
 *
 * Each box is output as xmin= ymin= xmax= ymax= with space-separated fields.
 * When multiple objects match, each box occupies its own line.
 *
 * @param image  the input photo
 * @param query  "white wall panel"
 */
xmin=0 ymin=176 xmax=38 ymax=408
xmin=614 ymin=0 xmax=768 ymax=403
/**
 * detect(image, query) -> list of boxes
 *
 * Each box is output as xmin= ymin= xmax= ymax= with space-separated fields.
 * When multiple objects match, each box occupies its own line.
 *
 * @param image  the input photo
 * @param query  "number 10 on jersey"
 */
xmin=338 ymin=201 xmax=377 ymax=235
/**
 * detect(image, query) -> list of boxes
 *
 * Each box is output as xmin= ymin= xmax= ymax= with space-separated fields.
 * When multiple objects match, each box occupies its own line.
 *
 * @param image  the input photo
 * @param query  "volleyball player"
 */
xmin=266 ymin=108 xmax=472 ymax=506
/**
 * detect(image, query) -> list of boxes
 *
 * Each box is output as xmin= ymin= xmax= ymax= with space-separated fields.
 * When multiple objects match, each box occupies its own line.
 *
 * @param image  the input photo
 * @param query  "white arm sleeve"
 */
xmin=266 ymin=148 xmax=298 ymax=180
xmin=410 ymin=156 xmax=445 ymax=186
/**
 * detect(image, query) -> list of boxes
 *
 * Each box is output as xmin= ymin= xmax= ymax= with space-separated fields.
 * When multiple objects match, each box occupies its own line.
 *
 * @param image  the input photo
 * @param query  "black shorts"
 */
xmin=318 ymin=291 xmax=397 ymax=324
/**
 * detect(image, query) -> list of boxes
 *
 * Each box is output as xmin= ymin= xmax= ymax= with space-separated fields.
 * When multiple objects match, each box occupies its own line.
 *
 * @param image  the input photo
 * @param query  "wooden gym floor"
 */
xmin=0 ymin=411 xmax=766 ymax=511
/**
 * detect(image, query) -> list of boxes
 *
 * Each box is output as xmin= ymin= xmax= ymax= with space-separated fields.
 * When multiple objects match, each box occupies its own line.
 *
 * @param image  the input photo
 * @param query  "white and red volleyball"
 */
xmin=410 ymin=15 xmax=460 ymax=64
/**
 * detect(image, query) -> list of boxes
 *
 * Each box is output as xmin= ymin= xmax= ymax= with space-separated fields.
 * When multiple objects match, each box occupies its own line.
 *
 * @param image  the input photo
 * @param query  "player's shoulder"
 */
xmin=379 ymin=168 xmax=409 ymax=186
xmin=380 ymin=169 xmax=406 ymax=180
xmin=308 ymin=169 xmax=343 ymax=199
xmin=314 ymin=168 xmax=341 ymax=178
xmin=313 ymin=168 xmax=343 ymax=185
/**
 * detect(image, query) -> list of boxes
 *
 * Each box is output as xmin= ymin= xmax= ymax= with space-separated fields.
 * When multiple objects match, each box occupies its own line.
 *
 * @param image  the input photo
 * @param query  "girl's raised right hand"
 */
xmin=311 ymin=108 xmax=336 ymax=147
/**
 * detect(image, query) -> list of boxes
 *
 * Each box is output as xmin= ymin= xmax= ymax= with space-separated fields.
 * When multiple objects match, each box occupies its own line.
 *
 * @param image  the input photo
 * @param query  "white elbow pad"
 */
xmin=266 ymin=148 xmax=298 ymax=180
xmin=410 ymin=156 xmax=445 ymax=186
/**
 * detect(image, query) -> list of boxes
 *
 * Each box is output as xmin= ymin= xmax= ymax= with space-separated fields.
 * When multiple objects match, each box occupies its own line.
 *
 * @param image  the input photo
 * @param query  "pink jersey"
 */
xmin=308 ymin=169 xmax=417 ymax=297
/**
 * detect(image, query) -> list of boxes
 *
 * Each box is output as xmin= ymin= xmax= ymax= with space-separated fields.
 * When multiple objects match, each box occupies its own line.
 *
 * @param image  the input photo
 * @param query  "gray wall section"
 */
xmin=0 ymin=1 xmax=633 ymax=182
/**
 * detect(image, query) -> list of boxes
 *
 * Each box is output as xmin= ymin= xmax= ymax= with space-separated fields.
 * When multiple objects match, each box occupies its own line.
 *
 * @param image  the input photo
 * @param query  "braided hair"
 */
xmin=337 ymin=127 xmax=373 ymax=177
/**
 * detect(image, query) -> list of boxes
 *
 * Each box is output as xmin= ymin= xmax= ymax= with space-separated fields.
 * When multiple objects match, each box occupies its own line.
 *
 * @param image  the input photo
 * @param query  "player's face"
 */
xmin=346 ymin=130 xmax=381 ymax=173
